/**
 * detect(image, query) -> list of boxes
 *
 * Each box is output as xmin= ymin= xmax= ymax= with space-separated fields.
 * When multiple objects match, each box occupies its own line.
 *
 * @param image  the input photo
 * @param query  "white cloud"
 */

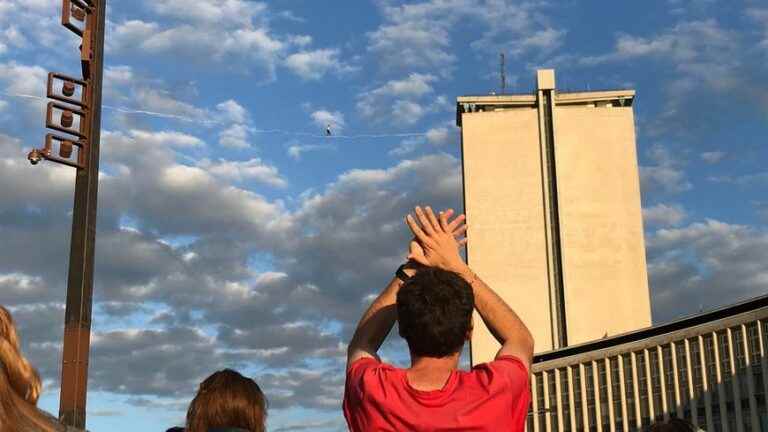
xmin=0 ymin=1 xmax=61 ymax=52
xmin=389 ymin=122 xmax=458 ymax=156
xmin=0 ymin=26 xmax=27 ymax=54
xmin=643 ymin=204 xmax=687 ymax=227
xmin=284 ymin=48 xmax=357 ymax=81
xmin=748 ymin=8 xmax=768 ymax=51
xmin=575 ymin=19 xmax=768 ymax=133
xmin=368 ymin=0 xmax=563 ymax=74
xmin=218 ymin=124 xmax=252 ymax=148
xmin=640 ymin=144 xmax=692 ymax=194
xmin=391 ymin=100 xmax=426 ymax=125
xmin=581 ymin=20 xmax=735 ymax=66
xmin=647 ymin=220 xmax=768 ymax=322
xmin=379 ymin=73 xmax=436 ymax=98
xmin=133 ymin=87 xmax=208 ymax=121
xmin=470 ymin=2 xmax=565 ymax=58
xmin=287 ymin=144 xmax=332 ymax=160
xmin=425 ymin=124 xmax=456 ymax=146
xmin=357 ymin=73 xmax=441 ymax=125
xmin=109 ymin=18 xmax=285 ymax=80
xmin=146 ymin=0 xmax=268 ymax=26
xmin=287 ymin=34 xmax=312 ymax=47
xmin=389 ymin=137 xmax=421 ymax=157
xmin=216 ymin=100 xmax=249 ymax=124
xmin=641 ymin=166 xmax=692 ymax=194
xmin=708 ymin=172 xmax=768 ymax=186
xmin=0 ymin=61 xmax=47 ymax=96
xmin=129 ymin=130 xmax=205 ymax=148
xmin=108 ymin=3 xmax=352 ymax=84
xmin=104 ymin=66 xmax=135 ymax=87
xmin=368 ymin=18 xmax=454 ymax=73
xmin=700 ymin=151 xmax=726 ymax=164
xmin=197 ymin=158 xmax=287 ymax=188
xmin=310 ymin=110 xmax=345 ymax=132
xmin=0 ymin=61 xmax=48 ymax=121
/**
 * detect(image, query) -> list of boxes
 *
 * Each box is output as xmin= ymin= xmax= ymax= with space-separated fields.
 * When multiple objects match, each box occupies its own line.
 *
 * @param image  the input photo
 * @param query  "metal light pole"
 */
xmin=27 ymin=0 xmax=106 ymax=428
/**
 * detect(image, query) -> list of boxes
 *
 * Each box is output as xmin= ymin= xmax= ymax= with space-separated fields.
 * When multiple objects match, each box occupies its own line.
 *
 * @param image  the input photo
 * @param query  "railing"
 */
xmin=528 ymin=306 xmax=768 ymax=431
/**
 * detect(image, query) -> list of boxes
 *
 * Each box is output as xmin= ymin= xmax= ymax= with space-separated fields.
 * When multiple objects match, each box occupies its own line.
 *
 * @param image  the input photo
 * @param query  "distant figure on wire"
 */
xmin=0 ymin=306 xmax=84 ymax=432
xmin=326 ymin=124 xmax=332 ymax=136
xmin=343 ymin=206 xmax=534 ymax=431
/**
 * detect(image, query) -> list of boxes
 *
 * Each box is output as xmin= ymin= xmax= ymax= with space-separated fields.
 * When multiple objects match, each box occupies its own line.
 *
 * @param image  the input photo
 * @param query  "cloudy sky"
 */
xmin=1 ymin=0 xmax=767 ymax=430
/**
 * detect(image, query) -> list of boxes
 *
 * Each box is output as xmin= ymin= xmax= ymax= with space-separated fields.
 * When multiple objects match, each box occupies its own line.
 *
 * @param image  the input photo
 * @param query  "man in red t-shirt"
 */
xmin=344 ymin=206 xmax=534 ymax=431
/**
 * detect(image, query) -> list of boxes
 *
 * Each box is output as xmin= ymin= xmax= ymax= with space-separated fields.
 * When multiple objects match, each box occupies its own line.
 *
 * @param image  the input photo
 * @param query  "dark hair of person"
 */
xmin=397 ymin=267 xmax=474 ymax=358
xmin=648 ymin=418 xmax=696 ymax=432
xmin=186 ymin=369 xmax=267 ymax=432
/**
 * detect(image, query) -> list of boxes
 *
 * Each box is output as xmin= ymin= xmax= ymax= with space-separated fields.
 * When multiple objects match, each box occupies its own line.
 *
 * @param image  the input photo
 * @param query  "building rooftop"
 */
xmin=533 ymin=293 xmax=768 ymax=363
xmin=456 ymin=89 xmax=636 ymax=126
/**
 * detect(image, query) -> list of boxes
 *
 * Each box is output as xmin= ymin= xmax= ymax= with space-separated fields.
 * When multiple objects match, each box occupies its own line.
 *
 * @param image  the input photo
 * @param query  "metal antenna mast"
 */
xmin=500 ymin=53 xmax=506 ymax=94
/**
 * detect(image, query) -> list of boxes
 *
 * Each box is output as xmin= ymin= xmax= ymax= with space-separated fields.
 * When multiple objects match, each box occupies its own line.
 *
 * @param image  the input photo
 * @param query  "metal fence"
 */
xmin=528 ymin=308 xmax=768 ymax=432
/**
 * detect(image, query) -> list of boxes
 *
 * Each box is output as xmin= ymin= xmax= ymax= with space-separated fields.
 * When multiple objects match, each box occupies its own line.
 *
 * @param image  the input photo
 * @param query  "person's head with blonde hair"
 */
xmin=0 ymin=305 xmax=63 ymax=432
xmin=186 ymin=369 xmax=267 ymax=432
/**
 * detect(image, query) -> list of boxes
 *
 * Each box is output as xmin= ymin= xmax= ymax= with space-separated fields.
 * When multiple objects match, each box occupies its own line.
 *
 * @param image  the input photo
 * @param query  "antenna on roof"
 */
xmin=500 ymin=53 xmax=506 ymax=95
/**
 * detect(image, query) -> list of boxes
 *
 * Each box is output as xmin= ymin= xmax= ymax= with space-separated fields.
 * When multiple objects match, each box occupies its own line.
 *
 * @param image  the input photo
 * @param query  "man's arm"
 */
xmin=406 ymin=206 xmax=534 ymax=370
xmin=455 ymin=266 xmax=534 ymax=369
xmin=346 ymin=274 xmax=405 ymax=369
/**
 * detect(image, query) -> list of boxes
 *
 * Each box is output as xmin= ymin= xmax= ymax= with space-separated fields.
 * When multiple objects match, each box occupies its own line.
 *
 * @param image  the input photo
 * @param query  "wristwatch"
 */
xmin=396 ymin=261 xmax=423 ymax=282
xmin=395 ymin=263 xmax=411 ymax=283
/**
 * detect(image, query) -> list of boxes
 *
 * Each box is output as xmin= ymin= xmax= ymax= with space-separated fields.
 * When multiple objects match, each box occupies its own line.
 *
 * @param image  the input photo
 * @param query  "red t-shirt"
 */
xmin=343 ymin=356 xmax=530 ymax=432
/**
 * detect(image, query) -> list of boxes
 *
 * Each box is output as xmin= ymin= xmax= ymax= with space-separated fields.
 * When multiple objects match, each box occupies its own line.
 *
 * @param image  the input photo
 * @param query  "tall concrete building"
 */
xmin=457 ymin=69 xmax=651 ymax=362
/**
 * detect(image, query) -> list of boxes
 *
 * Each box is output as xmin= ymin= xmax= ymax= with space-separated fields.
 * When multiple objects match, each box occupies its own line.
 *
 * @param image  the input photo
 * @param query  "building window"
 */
xmin=637 ymin=351 xmax=650 ymax=427
xmin=597 ymin=361 xmax=609 ymax=430
xmin=585 ymin=364 xmax=597 ymax=431
xmin=548 ymin=370 xmax=560 ymax=432
xmin=675 ymin=341 xmax=693 ymax=421
xmin=573 ymin=365 xmax=584 ymax=429
xmin=747 ymin=322 xmax=765 ymax=404
xmin=559 ymin=368 xmax=571 ymax=431
xmin=662 ymin=344 xmax=676 ymax=417
xmin=622 ymin=354 xmax=636 ymax=428
xmin=536 ymin=372 xmax=546 ymax=430
xmin=610 ymin=356 xmax=623 ymax=431
xmin=650 ymin=349 xmax=664 ymax=421
xmin=717 ymin=331 xmax=735 ymax=405
xmin=704 ymin=334 xmax=720 ymax=407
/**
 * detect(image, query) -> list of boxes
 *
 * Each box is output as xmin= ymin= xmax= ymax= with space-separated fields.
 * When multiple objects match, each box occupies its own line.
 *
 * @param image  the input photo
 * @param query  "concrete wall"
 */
xmin=553 ymin=105 xmax=651 ymax=345
xmin=461 ymin=108 xmax=555 ymax=361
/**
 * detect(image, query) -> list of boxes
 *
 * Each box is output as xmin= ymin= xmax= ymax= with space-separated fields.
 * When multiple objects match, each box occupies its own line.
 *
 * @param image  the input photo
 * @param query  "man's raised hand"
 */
xmin=405 ymin=206 xmax=469 ymax=273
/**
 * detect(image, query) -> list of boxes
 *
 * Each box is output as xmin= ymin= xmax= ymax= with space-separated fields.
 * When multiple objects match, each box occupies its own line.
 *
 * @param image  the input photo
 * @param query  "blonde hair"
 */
xmin=186 ymin=369 xmax=267 ymax=432
xmin=0 ymin=305 xmax=58 ymax=432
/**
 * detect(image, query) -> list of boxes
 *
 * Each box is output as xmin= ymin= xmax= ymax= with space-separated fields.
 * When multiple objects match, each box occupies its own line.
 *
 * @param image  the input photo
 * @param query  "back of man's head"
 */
xmin=397 ymin=267 xmax=474 ymax=358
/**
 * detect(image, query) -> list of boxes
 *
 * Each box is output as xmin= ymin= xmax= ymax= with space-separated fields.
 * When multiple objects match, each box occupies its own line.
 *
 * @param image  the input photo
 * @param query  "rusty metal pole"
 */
xmin=58 ymin=0 xmax=106 ymax=428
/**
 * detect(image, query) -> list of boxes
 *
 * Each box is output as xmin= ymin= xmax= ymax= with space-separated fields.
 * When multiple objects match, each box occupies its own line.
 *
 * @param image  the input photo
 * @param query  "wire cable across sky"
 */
xmin=2 ymin=91 xmax=431 ymax=140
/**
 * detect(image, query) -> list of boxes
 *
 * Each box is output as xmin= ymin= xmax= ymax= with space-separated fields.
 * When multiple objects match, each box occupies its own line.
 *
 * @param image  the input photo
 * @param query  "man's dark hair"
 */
xmin=397 ymin=267 xmax=474 ymax=358
xmin=648 ymin=418 xmax=695 ymax=432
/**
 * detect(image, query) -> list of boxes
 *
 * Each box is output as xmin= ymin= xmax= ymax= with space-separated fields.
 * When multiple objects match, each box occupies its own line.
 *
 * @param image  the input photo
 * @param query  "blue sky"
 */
xmin=1 ymin=0 xmax=767 ymax=431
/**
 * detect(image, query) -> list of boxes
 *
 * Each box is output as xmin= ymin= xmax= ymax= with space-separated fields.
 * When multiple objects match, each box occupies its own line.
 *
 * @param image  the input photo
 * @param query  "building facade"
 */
xmin=457 ymin=69 xmax=651 ymax=360
xmin=528 ymin=296 xmax=768 ymax=432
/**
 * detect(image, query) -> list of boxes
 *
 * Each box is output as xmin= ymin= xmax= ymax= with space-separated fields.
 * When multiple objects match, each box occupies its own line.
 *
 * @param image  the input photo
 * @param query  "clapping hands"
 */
xmin=405 ymin=206 xmax=469 ymax=274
